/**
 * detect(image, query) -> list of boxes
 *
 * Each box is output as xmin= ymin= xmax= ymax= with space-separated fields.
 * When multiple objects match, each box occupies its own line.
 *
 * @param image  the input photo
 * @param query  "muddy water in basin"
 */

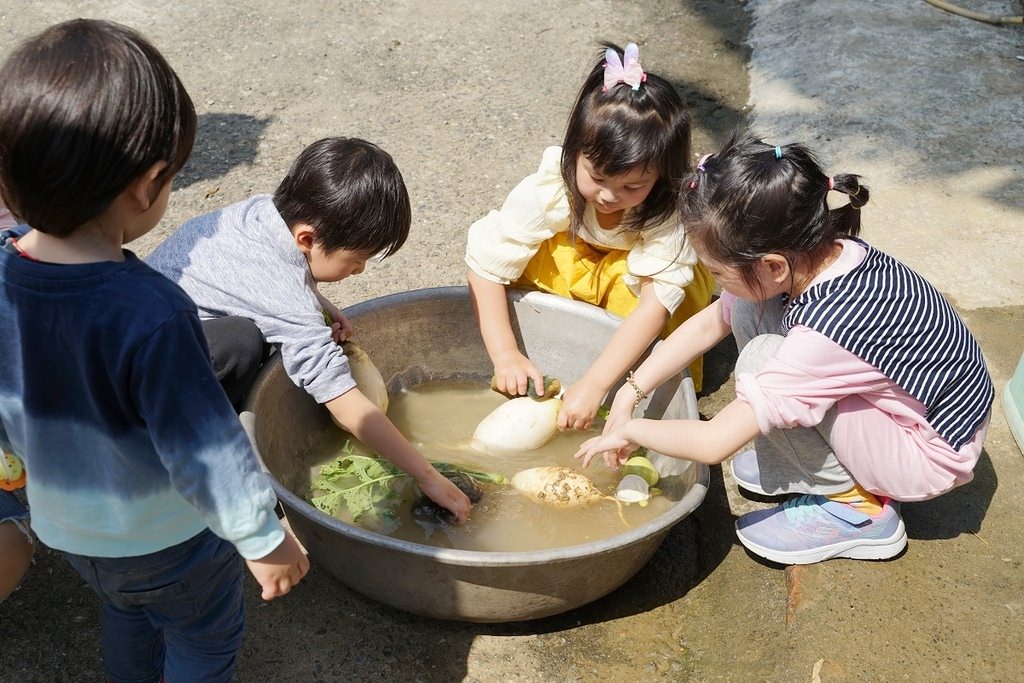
xmin=301 ymin=380 xmax=686 ymax=552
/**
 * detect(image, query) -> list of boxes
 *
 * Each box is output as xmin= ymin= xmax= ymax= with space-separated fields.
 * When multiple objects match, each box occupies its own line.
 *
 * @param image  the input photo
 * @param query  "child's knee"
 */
xmin=232 ymin=317 xmax=269 ymax=368
xmin=735 ymin=333 xmax=785 ymax=375
xmin=730 ymin=296 xmax=786 ymax=348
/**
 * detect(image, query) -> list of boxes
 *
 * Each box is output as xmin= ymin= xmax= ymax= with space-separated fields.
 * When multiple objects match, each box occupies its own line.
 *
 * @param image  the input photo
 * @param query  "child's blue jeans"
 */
xmin=64 ymin=528 xmax=245 ymax=683
xmin=0 ymin=488 xmax=28 ymax=525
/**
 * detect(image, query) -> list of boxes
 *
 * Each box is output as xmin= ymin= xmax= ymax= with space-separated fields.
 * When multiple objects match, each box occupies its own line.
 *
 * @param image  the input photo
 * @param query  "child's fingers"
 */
xmin=573 ymin=417 xmax=592 ymax=432
xmin=259 ymin=556 xmax=309 ymax=600
xmin=331 ymin=322 xmax=352 ymax=343
xmin=296 ymin=553 xmax=310 ymax=579
xmin=447 ymin=491 xmax=471 ymax=523
xmin=573 ymin=437 xmax=603 ymax=467
xmin=529 ymin=368 xmax=547 ymax=394
xmin=495 ymin=367 xmax=527 ymax=396
xmin=426 ymin=477 xmax=472 ymax=523
xmin=261 ymin=582 xmax=286 ymax=600
xmin=602 ymin=452 xmax=615 ymax=469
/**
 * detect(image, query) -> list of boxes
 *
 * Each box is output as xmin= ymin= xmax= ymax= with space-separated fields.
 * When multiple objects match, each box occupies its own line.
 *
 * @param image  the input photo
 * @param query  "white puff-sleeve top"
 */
xmin=465 ymin=146 xmax=698 ymax=314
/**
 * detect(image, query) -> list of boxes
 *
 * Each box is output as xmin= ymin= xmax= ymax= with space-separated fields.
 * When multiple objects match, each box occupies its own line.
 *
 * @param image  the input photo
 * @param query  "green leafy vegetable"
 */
xmin=309 ymin=441 xmax=506 ymax=532
xmin=430 ymin=462 xmax=507 ymax=485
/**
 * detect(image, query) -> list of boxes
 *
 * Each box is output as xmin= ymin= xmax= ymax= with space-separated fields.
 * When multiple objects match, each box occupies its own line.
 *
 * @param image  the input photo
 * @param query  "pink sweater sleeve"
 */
xmin=719 ymin=290 xmax=736 ymax=326
xmin=735 ymin=326 xmax=901 ymax=434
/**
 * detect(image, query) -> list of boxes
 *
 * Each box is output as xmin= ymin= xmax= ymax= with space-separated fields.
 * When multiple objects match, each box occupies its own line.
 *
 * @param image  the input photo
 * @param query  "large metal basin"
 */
xmin=241 ymin=287 xmax=708 ymax=622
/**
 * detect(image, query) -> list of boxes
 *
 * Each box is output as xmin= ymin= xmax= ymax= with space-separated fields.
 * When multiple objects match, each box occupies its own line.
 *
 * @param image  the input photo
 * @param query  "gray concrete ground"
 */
xmin=1 ymin=0 xmax=1022 ymax=681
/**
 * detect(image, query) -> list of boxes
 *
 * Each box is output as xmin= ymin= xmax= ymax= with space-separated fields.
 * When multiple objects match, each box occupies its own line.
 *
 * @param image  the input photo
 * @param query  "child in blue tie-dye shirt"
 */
xmin=0 ymin=19 xmax=308 ymax=682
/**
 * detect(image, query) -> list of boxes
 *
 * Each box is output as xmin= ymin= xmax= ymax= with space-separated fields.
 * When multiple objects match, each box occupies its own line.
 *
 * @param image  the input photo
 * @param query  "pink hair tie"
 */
xmin=602 ymin=42 xmax=647 ymax=92
xmin=827 ymin=176 xmax=835 ymax=190
xmin=689 ymin=153 xmax=713 ymax=189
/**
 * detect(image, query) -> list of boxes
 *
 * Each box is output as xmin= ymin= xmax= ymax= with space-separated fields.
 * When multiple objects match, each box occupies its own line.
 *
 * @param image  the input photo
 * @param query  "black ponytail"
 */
xmin=680 ymin=132 xmax=868 ymax=295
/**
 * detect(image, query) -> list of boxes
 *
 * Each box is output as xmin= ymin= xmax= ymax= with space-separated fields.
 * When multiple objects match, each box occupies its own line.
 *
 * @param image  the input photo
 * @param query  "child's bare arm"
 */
xmin=559 ymin=281 xmax=667 ymax=431
xmin=576 ymin=397 xmax=760 ymax=469
xmin=603 ymin=300 xmax=730 ymax=433
xmin=244 ymin=531 xmax=310 ymax=600
xmin=325 ymin=388 xmax=472 ymax=522
xmin=468 ymin=270 xmax=545 ymax=396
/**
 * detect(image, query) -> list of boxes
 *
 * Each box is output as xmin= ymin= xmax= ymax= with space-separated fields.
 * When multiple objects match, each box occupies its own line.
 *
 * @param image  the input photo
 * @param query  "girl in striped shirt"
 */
xmin=575 ymin=134 xmax=993 ymax=565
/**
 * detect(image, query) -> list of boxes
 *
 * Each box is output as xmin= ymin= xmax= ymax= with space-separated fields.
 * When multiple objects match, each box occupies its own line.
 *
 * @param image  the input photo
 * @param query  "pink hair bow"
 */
xmin=603 ymin=42 xmax=646 ymax=92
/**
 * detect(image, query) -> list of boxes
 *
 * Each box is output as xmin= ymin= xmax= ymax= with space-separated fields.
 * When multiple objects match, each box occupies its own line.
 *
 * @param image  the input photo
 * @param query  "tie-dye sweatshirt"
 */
xmin=0 ymin=229 xmax=284 ymax=559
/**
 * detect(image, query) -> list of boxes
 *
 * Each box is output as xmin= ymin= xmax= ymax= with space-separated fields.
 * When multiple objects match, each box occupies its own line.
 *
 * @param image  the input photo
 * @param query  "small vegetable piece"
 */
xmin=622 ymin=455 xmax=659 ymax=486
xmin=310 ymin=442 xmax=505 ymax=532
xmin=0 ymin=451 xmax=25 ymax=491
xmin=615 ymin=474 xmax=651 ymax=505
xmin=471 ymin=396 xmax=563 ymax=456
xmin=310 ymin=447 xmax=406 ymax=532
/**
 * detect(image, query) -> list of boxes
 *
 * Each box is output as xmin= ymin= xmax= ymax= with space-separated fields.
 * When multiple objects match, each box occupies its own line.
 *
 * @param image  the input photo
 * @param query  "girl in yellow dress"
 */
xmin=466 ymin=42 xmax=714 ymax=431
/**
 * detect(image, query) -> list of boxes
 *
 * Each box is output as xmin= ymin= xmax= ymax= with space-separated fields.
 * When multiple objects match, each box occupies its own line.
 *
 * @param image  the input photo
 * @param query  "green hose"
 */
xmin=924 ymin=0 xmax=1023 ymax=25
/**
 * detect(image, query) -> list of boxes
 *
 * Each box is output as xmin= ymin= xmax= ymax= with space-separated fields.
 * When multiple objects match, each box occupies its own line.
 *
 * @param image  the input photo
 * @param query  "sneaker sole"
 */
xmin=735 ymin=518 xmax=908 ymax=565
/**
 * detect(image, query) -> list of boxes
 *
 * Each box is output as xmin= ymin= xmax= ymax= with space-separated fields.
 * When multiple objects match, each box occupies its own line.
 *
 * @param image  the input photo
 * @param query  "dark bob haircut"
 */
xmin=273 ymin=137 xmax=411 ymax=259
xmin=0 ymin=19 xmax=196 ymax=236
xmin=561 ymin=42 xmax=692 ymax=234
xmin=680 ymin=132 xmax=868 ymax=298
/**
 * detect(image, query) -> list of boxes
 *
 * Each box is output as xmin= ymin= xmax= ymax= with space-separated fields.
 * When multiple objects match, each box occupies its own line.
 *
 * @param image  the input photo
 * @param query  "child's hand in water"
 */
xmin=491 ymin=350 xmax=546 ymax=398
xmin=557 ymin=379 xmax=604 ymax=431
xmin=417 ymin=469 xmax=472 ymax=523
xmin=573 ymin=431 xmax=634 ymax=470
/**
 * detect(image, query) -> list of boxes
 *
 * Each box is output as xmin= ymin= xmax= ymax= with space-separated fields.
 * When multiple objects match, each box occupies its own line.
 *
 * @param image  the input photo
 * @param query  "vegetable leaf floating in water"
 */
xmin=310 ymin=441 xmax=506 ymax=532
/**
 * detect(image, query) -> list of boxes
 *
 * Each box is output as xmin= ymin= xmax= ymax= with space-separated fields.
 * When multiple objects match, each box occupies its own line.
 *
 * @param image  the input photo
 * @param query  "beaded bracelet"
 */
xmin=626 ymin=371 xmax=647 ymax=408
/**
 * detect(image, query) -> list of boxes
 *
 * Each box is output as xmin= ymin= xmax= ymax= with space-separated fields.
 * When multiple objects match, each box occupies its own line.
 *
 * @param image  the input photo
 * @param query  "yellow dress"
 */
xmin=466 ymin=146 xmax=714 ymax=391
xmin=515 ymin=231 xmax=713 ymax=390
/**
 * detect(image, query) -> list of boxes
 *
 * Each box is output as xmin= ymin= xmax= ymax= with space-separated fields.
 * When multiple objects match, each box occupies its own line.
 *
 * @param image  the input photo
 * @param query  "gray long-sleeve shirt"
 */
xmin=147 ymin=194 xmax=355 ymax=403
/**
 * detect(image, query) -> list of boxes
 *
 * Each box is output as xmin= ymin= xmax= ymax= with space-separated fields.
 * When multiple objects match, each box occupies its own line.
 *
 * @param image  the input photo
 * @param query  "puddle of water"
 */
xmin=302 ymin=380 xmax=688 ymax=552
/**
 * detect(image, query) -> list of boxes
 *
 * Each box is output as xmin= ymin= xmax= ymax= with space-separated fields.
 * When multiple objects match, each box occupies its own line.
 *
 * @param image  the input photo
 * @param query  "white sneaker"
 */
xmin=735 ymin=495 xmax=907 ymax=564
xmin=729 ymin=449 xmax=770 ymax=495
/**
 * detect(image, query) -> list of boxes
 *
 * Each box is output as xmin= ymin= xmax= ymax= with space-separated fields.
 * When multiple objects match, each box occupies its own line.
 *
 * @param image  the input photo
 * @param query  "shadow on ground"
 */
xmin=903 ymin=451 xmax=997 ymax=540
xmin=174 ymin=112 xmax=272 ymax=191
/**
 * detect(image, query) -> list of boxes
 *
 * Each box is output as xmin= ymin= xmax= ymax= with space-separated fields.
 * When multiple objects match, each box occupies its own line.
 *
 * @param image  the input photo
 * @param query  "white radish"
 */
xmin=511 ymin=466 xmax=629 ymax=525
xmin=511 ymin=466 xmax=603 ymax=507
xmin=342 ymin=341 xmax=389 ymax=412
xmin=471 ymin=397 xmax=562 ymax=456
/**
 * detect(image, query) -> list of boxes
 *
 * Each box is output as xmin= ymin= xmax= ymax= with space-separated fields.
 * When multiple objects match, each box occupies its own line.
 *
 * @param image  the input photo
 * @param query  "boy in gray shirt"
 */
xmin=148 ymin=137 xmax=471 ymax=522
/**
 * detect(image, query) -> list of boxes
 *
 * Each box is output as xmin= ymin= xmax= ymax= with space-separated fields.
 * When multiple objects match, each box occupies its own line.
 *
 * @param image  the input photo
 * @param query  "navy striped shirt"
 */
xmin=783 ymin=240 xmax=993 ymax=450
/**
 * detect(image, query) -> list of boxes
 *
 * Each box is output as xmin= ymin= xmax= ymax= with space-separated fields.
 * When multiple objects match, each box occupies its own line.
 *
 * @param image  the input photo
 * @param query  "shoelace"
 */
xmin=781 ymin=495 xmax=821 ymax=524
xmin=782 ymin=494 xmax=871 ymax=526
